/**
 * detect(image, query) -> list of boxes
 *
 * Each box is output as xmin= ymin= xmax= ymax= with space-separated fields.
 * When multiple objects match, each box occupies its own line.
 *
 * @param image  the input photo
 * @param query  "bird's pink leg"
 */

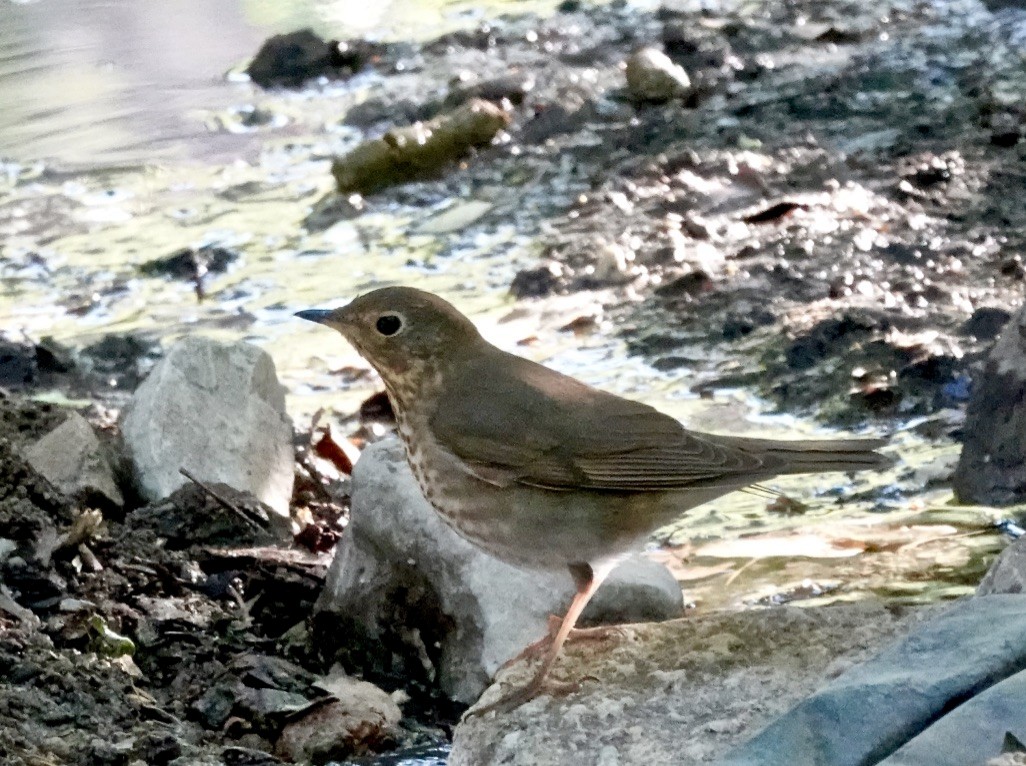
xmin=468 ymin=562 xmax=609 ymax=717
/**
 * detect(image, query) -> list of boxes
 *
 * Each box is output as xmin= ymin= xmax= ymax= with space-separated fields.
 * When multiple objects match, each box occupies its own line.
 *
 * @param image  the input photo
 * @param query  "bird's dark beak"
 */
xmin=294 ymin=309 xmax=334 ymax=325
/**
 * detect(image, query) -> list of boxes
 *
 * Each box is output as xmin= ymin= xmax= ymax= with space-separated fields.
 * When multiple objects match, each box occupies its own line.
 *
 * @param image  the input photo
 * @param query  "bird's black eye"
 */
xmin=375 ymin=314 xmax=403 ymax=336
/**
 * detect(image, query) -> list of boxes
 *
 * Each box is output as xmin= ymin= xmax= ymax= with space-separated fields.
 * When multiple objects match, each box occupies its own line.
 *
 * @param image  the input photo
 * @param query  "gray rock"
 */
xmin=978 ymin=536 xmax=1026 ymax=595
xmin=315 ymin=438 xmax=683 ymax=703
xmin=583 ymin=555 xmax=684 ymax=626
xmin=878 ymin=667 xmax=1026 ymax=766
xmin=720 ymin=595 xmax=1026 ymax=766
xmin=625 ymin=47 xmax=691 ymax=104
xmin=275 ymin=675 xmax=401 ymax=762
xmin=953 ymin=304 xmax=1026 ymax=505
xmin=25 ymin=412 xmax=123 ymax=510
xmin=120 ymin=337 xmax=293 ymax=516
xmin=451 ymin=602 xmax=924 ymax=765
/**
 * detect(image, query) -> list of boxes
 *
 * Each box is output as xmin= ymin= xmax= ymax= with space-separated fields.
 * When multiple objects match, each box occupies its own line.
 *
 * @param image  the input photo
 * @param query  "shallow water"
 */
xmin=0 ymin=0 xmax=578 ymax=165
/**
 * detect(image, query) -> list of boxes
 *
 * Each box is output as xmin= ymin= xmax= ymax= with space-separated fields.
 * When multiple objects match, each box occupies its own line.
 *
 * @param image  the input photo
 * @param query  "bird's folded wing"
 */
xmin=429 ymin=351 xmax=770 ymax=491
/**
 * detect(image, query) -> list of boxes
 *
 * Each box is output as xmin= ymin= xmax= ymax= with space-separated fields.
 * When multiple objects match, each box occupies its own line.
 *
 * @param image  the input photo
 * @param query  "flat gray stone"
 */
xmin=719 ymin=595 xmax=1026 ymax=766
xmin=315 ymin=438 xmax=683 ymax=703
xmin=25 ymin=412 xmax=123 ymax=510
xmin=451 ymin=603 xmax=925 ymax=765
xmin=120 ymin=337 xmax=294 ymax=515
xmin=879 ymin=667 xmax=1026 ymax=766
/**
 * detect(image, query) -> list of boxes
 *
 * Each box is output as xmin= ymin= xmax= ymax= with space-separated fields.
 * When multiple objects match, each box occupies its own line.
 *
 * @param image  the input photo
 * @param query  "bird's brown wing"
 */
xmin=429 ymin=350 xmax=773 ymax=492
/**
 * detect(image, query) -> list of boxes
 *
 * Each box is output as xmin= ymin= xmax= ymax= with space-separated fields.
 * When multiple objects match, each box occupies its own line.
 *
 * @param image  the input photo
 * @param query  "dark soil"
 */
xmin=0 ymin=393 xmax=449 ymax=766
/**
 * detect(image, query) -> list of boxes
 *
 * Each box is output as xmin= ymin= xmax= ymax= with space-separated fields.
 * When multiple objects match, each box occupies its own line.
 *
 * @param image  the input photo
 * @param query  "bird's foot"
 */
xmin=498 ymin=618 xmax=627 ymax=673
xmin=463 ymin=674 xmax=589 ymax=719
xmin=569 ymin=623 xmax=629 ymax=645
xmin=496 ymin=617 xmax=560 ymax=672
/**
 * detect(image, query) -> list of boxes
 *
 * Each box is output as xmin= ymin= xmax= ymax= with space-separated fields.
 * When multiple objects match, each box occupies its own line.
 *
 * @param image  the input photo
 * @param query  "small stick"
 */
xmin=178 ymin=468 xmax=267 ymax=531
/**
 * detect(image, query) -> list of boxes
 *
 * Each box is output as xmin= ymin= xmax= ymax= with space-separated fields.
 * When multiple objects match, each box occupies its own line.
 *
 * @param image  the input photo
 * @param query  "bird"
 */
xmin=296 ymin=286 xmax=892 ymax=714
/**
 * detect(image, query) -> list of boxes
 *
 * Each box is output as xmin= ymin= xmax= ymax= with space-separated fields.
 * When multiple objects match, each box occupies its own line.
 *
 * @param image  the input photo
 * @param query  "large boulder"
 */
xmin=953 ymin=304 xmax=1026 ymax=505
xmin=315 ymin=438 xmax=684 ymax=704
xmin=452 ymin=597 xmax=1026 ymax=765
xmin=451 ymin=602 xmax=924 ymax=764
xmin=120 ymin=337 xmax=294 ymax=516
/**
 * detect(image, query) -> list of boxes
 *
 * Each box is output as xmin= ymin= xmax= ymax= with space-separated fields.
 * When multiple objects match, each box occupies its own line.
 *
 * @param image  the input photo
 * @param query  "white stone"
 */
xmin=120 ymin=337 xmax=293 ymax=515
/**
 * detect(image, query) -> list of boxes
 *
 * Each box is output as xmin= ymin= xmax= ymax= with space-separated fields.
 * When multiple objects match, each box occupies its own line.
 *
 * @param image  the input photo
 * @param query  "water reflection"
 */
xmin=0 ymin=0 xmax=274 ymax=164
xmin=0 ymin=0 xmax=569 ymax=165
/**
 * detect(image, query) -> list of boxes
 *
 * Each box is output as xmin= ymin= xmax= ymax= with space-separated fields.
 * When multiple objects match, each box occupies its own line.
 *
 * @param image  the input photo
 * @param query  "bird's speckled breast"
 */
xmin=383 ymin=376 xmax=542 ymax=564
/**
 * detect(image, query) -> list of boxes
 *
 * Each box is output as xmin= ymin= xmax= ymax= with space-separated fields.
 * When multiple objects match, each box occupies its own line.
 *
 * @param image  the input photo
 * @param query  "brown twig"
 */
xmin=178 ymin=468 xmax=267 ymax=531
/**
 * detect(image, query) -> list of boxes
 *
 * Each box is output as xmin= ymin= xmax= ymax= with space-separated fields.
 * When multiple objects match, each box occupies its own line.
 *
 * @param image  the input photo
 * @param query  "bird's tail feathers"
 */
xmin=718 ymin=435 xmax=895 ymax=475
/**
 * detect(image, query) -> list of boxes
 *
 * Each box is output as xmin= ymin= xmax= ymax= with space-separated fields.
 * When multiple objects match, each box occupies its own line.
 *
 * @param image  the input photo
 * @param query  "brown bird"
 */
xmin=296 ymin=286 xmax=891 ymax=713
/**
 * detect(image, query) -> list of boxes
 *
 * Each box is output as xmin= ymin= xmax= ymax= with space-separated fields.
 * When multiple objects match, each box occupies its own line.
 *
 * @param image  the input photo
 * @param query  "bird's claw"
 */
xmin=463 ymin=675 xmax=587 ymax=719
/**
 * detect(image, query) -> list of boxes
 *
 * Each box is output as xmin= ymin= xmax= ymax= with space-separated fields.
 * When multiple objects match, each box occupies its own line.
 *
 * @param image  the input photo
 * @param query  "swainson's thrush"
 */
xmin=297 ymin=286 xmax=891 ymax=712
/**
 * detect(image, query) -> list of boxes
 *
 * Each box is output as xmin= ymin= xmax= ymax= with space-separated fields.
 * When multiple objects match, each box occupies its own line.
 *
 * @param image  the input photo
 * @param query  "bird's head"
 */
xmin=296 ymin=286 xmax=483 ymax=393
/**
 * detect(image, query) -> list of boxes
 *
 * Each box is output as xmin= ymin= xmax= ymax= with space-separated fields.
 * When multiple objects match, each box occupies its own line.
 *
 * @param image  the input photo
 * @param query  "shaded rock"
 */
xmin=979 ymin=536 xmax=1026 ymax=596
xmin=954 ymin=304 xmax=1026 ymax=505
xmin=246 ymin=29 xmax=379 ymax=88
xmin=662 ymin=21 xmax=733 ymax=71
xmin=80 ymin=333 xmax=162 ymax=391
xmin=655 ymin=269 xmax=714 ymax=298
xmin=315 ymin=438 xmax=683 ymax=704
xmin=133 ymin=731 xmax=183 ymax=765
xmin=510 ymin=262 xmax=562 ymax=298
xmin=275 ymin=675 xmax=401 ymax=762
xmin=878 ymin=668 xmax=1026 ymax=766
xmin=721 ymin=595 xmax=1026 ymax=766
xmin=331 ymin=99 xmax=510 ymax=196
xmin=235 ymin=687 xmax=311 ymax=730
xmin=0 ymin=337 xmax=77 ymax=390
xmin=343 ymin=97 xmax=430 ymax=129
xmin=191 ymin=654 xmax=320 ymax=736
xmin=139 ymin=245 xmax=238 ymax=280
xmin=961 ymin=306 xmax=1012 ymax=341
xmin=128 ymin=482 xmax=282 ymax=549
xmin=451 ymin=603 xmax=924 ymax=764
xmin=0 ymin=340 xmax=38 ymax=387
xmin=520 ymin=100 xmax=597 ymax=144
xmin=785 ymin=312 xmax=885 ymax=371
xmin=139 ymin=245 xmax=241 ymax=301
xmin=24 ymin=412 xmax=123 ymax=511
xmin=723 ymin=308 xmax=776 ymax=340
xmin=625 ymin=47 xmax=691 ymax=104
xmin=120 ymin=337 xmax=294 ymax=516
xmin=0 ymin=394 xmax=70 ymax=446
xmin=222 ymin=747 xmax=285 ymax=766
xmin=447 ymin=73 xmax=535 ymax=108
